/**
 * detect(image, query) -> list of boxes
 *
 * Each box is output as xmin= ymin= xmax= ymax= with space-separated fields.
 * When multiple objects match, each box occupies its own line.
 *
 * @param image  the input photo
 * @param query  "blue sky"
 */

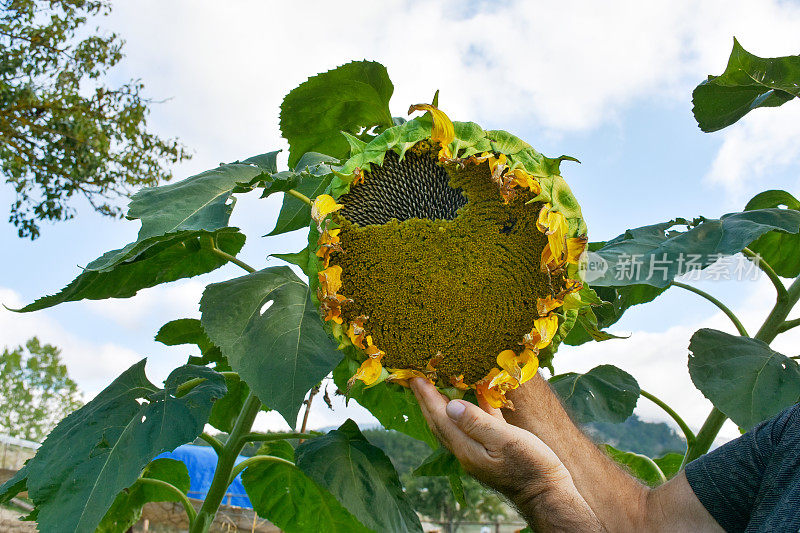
xmin=2 ymin=0 xmax=800 ymax=441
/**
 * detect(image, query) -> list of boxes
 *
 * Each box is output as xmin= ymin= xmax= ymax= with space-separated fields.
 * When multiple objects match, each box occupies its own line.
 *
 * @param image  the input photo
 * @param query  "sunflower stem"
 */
xmin=742 ymin=247 xmax=786 ymax=301
xmin=286 ymin=188 xmax=312 ymax=205
xmin=199 ymin=433 xmax=224 ymax=455
xmin=227 ymin=455 xmax=296 ymax=486
xmin=208 ymin=246 xmax=257 ymax=274
xmin=778 ymin=318 xmax=800 ymax=334
xmin=682 ymin=407 xmax=727 ymax=468
xmin=671 ymin=281 xmax=748 ymax=337
xmin=190 ymin=392 xmax=261 ymax=533
xmin=137 ymin=477 xmax=197 ymax=525
xmin=640 ymin=389 xmax=695 ymax=446
xmin=241 ymin=431 xmax=320 ymax=443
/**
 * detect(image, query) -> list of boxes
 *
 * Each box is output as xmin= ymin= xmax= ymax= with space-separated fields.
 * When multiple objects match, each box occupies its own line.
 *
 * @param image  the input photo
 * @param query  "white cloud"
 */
xmin=106 ymin=0 xmax=800 ymax=158
xmin=82 ymin=279 xmax=205 ymax=331
xmin=705 ymin=104 xmax=800 ymax=202
xmin=0 ymin=287 xmax=142 ymax=398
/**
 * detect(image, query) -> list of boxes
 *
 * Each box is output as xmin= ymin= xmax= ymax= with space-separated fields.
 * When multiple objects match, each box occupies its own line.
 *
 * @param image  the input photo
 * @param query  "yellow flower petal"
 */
xmin=566 ymin=236 xmax=588 ymax=264
xmin=318 ymin=265 xmax=343 ymax=298
xmin=538 ymin=204 xmax=568 ymax=271
xmin=534 ymin=314 xmax=559 ymax=349
xmin=450 ymin=374 xmax=470 ymax=391
xmin=497 ymin=349 xmax=522 ymax=383
xmin=519 ymin=349 xmax=540 ymax=384
xmin=536 ymin=295 xmax=563 ymax=316
xmin=408 ymin=103 xmax=455 ymax=159
xmin=311 ymin=194 xmax=343 ymax=227
xmin=347 ymin=315 xmax=369 ymax=349
xmin=348 ymin=355 xmax=384 ymax=388
xmin=477 ymin=369 xmax=515 ymax=409
xmin=386 ymin=368 xmax=430 ymax=388
xmin=318 ymin=293 xmax=350 ymax=324
xmin=316 ymin=228 xmax=343 ymax=268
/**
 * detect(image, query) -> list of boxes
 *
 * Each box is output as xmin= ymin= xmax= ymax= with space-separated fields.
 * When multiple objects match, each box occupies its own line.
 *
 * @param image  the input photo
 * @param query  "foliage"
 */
xmin=584 ymin=415 xmax=685 ymax=458
xmin=0 ymin=0 xmax=189 ymax=239
xmin=692 ymin=38 xmax=800 ymax=132
xmin=0 ymin=337 xmax=82 ymax=442
xmin=7 ymin=43 xmax=800 ymax=533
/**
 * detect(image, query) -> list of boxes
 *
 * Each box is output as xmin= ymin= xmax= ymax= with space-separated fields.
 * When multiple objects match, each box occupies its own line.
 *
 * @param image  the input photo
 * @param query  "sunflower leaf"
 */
xmin=97 ymin=458 xmax=190 ymax=533
xmin=653 ymin=453 xmax=684 ymax=480
xmin=589 ymin=209 xmax=800 ymax=288
xmin=413 ymin=447 xmax=467 ymax=506
xmin=14 ymin=229 xmax=246 ymax=312
xmin=268 ymin=154 xmax=338 ymax=236
xmin=280 ymin=61 xmax=394 ymax=167
xmin=550 ymin=365 xmax=640 ymax=424
xmin=242 ymin=440 xmax=369 ymax=533
xmin=200 ymin=266 xmax=341 ymax=426
xmin=296 ymin=420 xmax=423 ymax=533
xmin=688 ymin=328 xmax=800 ymax=429
xmin=744 ymin=190 xmax=800 ymax=277
xmin=692 ymin=38 xmax=800 ymax=132
xmin=332 ymin=354 xmax=438 ymax=448
xmin=23 ymin=361 xmax=225 ymax=533
xmin=604 ymin=445 xmax=666 ymax=487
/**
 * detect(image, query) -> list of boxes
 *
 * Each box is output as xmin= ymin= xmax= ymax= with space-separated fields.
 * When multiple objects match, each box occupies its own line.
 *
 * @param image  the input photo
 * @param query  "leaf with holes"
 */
xmin=550 ymin=365 xmax=640 ymax=424
xmin=688 ymin=328 xmax=800 ymax=429
xmin=200 ymin=266 xmax=341 ymax=426
xmin=23 ymin=361 xmax=225 ymax=533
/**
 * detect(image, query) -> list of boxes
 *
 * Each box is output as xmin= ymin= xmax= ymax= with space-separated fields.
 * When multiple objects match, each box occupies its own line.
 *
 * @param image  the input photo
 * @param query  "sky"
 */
xmin=2 ymin=0 xmax=800 ymax=445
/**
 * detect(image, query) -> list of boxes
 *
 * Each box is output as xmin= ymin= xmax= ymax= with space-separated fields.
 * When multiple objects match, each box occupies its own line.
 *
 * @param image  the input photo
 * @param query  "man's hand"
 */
xmin=410 ymin=378 xmax=603 ymax=532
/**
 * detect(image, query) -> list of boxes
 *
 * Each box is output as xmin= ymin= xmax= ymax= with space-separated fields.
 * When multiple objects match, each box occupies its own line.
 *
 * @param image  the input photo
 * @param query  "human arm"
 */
xmin=411 ymin=375 xmax=723 ymax=532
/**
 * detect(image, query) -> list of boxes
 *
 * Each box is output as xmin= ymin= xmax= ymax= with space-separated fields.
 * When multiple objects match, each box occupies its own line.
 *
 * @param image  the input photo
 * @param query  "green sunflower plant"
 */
xmin=3 ymin=40 xmax=800 ymax=533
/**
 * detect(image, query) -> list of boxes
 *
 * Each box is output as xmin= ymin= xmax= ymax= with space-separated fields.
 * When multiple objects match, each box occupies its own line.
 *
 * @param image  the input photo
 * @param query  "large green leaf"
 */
xmin=550 ymin=365 xmax=640 ymax=424
xmin=332 ymin=354 xmax=438 ymax=448
xmin=295 ymin=420 xmax=423 ymax=533
xmin=590 ymin=209 xmax=800 ymax=288
xmin=267 ymin=153 xmax=339 ymax=237
xmin=0 ymin=464 xmax=28 ymax=504
xmin=128 ymin=153 xmax=278 ymax=239
xmin=653 ymin=453 xmax=684 ymax=480
xmin=604 ymin=445 xmax=665 ymax=486
xmin=413 ymin=446 xmax=466 ymax=506
xmin=280 ymin=61 xmax=394 ymax=167
xmin=744 ymin=190 xmax=800 ymax=277
xmin=16 ymin=229 xmax=245 ymax=312
xmin=97 ymin=458 xmax=191 ymax=533
xmin=200 ymin=266 xmax=341 ymax=426
xmin=24 ymin=361 xmax=225 ymax=533
xmin=242 ymin=440 xmax=369 ymax=532
xmin=693 ymin=38 xmax=800 ymax=132
xmin=156 ymin=317 xmax=226 ymax=369
xmin=688 ymin=328 xmax=800 ymax=429
xmin=564 ymin=284 xmax=667 ymax=345
xmin=15 ymin=154 xmax=287 ymax=312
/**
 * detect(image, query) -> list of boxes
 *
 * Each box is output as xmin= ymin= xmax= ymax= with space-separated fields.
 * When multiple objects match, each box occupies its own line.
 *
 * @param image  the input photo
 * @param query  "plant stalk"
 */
xmin=671 ymin=281 xmax=748 ymax=336
xmin=639 ymin=389 xmax=695 ymax=446
xmin=228 ymin=455 xmax=296 ymax=486
xmin=682 ymin=407 xmax=727 ymax=468
xmin=137 ymin=477 xmax=197 ymax=524
xmin=198 ymin=433 xmax=224 ymax=455
xmin=189 ymin=392 xmax=262 ymax=533
xmin=242 ymin=431 xmax=319 ymax=443
xmin=286 ymin=188 xmax=312 ymax=205
xmin=777 ymin=317 xmax=800 ymax=334
xmin=208 ymin=246 xmax=257 ymax=274
xmin=742 ymin=248 xmax=787 ymax=301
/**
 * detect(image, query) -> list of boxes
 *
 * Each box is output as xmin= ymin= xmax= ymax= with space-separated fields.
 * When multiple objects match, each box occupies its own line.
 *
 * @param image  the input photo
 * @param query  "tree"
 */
xmin=0 ymin=337 xmax=82 ymax=441
xmin=0 ymin=0 xmax=189 ymax=239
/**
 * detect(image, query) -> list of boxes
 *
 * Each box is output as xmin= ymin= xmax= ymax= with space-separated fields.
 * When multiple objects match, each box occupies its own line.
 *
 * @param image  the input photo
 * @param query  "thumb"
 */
xmin=445 ymin=399 xmax=513 ymax=448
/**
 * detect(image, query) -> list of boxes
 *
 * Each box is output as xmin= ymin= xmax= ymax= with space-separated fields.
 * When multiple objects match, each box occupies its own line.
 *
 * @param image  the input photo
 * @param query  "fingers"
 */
xmin=477 ymin=392 xmax=505 ymax=421
xmin=410 ymin=378 xmax=484 ymax=457
xmin=411 ymin=378 xmax=513 ymax=451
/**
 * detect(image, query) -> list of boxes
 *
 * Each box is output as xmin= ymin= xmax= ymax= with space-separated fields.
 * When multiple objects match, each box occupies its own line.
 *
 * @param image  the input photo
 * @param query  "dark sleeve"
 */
xmin=684 ymin=405 xmax=796 ymax=532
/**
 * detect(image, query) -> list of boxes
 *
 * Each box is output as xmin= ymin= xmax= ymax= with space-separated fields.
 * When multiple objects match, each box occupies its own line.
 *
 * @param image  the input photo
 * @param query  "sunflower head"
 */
xmin=310 ymin=104 xmax=589 ymax=408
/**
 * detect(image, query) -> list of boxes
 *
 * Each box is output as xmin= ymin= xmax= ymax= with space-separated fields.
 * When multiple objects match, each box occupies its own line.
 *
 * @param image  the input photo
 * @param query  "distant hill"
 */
xmin=585 ymin=415 xmax=686 ymax=457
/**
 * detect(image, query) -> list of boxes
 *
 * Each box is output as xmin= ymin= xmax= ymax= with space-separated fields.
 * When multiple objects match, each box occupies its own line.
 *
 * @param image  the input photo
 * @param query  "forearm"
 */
xmin=505 ymin=374 xmax=649 ymax=531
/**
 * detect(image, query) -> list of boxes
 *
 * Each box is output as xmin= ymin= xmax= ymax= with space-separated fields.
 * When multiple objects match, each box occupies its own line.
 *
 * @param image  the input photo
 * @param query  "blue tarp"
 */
xmin=156 ymin=444 xmax=252 ymax=508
